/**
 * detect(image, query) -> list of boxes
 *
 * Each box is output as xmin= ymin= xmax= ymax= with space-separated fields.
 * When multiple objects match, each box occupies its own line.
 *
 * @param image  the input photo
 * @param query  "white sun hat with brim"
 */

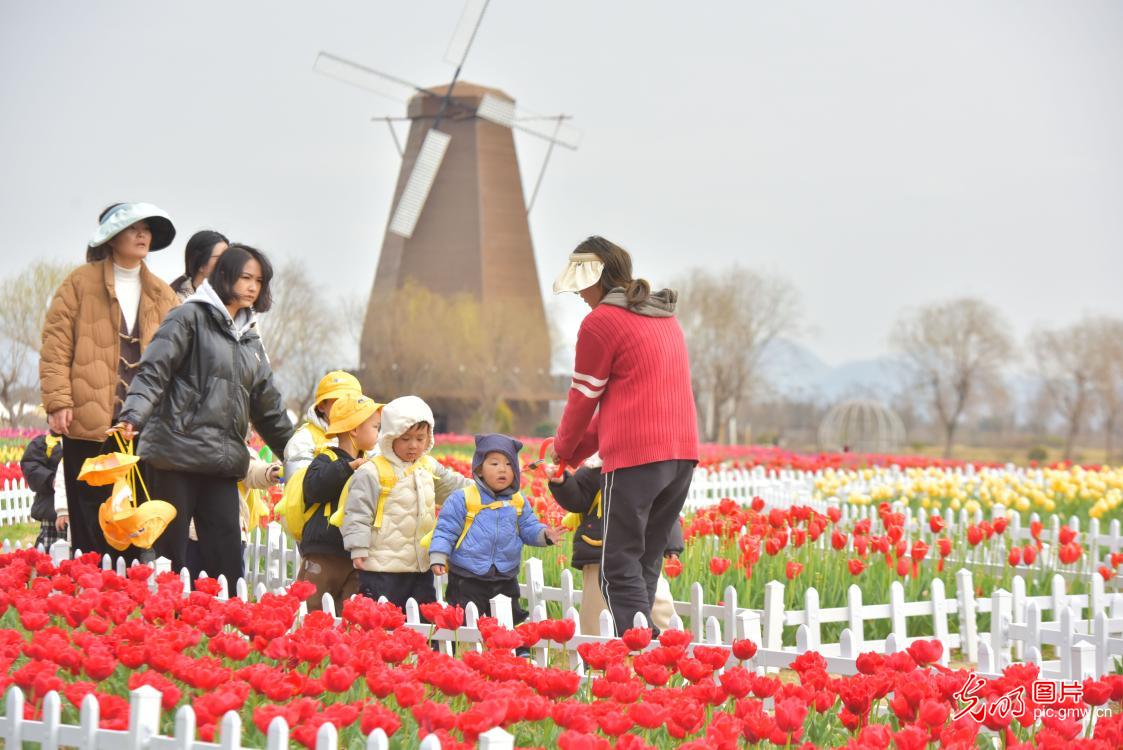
xmin=88 ymin=202 xmax=176 ymax=252
xmin=552 ymin=252 xmax=605 ymax=294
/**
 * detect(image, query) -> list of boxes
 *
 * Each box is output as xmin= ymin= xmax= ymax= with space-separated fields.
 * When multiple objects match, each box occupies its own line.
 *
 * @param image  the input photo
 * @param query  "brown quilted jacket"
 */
xmin=39 ymin=259 xmax=179 ymax=441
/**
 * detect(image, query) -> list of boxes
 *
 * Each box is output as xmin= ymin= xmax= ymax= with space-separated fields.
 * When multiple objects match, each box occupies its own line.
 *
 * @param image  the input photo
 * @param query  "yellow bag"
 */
xmin=78 ymin=452 xmax=139 ymax=487
xmin=90 ymin=434 xmax=177 ymax=551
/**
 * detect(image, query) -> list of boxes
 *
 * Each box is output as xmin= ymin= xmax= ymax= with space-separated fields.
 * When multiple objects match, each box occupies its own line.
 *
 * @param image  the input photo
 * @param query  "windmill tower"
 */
xmin=316 ymin=0 xmax=580 ymax=432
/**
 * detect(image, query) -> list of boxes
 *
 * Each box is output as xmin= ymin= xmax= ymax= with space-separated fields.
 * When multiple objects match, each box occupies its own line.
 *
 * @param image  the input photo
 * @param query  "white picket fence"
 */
xmin=3 ymin=536 xmax=1118 ymax=750
xmin=0 ymin=478 xmax=33 ymax=525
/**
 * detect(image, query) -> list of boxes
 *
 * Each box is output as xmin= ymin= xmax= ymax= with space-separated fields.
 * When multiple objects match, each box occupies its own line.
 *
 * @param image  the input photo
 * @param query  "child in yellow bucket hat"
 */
xmin=296 ymin=393 xmax=383 ymax=611
xmin=283 ymin=371 xmax=362 ymax=480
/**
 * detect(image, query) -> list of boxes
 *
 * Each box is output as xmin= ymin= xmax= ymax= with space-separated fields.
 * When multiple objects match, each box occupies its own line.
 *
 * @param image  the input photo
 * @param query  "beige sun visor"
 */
xmin=553 ymin=253 xmax=605 ymax=294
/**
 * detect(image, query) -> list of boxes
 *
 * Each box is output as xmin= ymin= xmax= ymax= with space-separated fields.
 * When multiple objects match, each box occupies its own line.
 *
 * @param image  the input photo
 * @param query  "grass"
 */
xmin=1 ymin=521 xmax=39 ymax=547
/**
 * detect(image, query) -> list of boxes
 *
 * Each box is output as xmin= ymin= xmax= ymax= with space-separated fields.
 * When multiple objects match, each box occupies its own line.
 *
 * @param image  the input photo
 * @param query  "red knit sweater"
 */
xmin=554 ymin=303 xmax=699 ymax=473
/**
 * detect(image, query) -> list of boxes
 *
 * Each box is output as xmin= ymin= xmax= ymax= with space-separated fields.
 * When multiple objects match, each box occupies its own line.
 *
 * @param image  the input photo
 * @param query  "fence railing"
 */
xmin=2 ymin=537 xmax=1116 ymax=750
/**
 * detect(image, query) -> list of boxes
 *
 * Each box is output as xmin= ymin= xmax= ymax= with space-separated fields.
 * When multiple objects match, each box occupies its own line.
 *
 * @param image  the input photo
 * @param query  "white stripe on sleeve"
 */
xmin=571 ymin=381 xmax=605 ymax=399
xmin=573 ymin=370 xmax=608 ymax=388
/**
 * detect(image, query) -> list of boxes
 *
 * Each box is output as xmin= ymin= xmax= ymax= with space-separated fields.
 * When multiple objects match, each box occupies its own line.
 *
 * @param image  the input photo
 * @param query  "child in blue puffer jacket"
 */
xmin=429 ymin=433 xmax=561 ymax=624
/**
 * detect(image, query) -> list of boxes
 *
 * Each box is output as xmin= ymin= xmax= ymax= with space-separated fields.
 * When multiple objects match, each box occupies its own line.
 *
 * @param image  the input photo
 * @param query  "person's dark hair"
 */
xmin=86 ymin=203 xmax=127 ymax=262
xmin=171 ymin=230 xmax=229 ymax=291
xmin=209 ymin=243 xmax=274 ymax=313
xmin=573 ymin=235 xmax=651 ymax=307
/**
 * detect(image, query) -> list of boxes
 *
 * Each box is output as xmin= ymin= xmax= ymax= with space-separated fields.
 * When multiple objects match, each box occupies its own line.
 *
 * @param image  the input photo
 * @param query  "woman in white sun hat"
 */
xmin=549 ymin=236 xmax=699 ymax=637
xmin=39 ymin=202 xmax=180 ymax=559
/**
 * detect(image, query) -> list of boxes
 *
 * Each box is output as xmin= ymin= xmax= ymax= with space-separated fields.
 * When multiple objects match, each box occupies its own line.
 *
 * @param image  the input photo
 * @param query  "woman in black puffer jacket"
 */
xmin=114 ymin=244 xmax=293 ymax=585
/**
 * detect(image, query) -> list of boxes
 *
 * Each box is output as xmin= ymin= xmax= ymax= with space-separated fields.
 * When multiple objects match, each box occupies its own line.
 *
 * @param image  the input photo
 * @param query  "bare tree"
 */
xmin=1090 ymin=318 xmax=1123 ymax=462
xmin=891 ymin=298 xmax=1016 ymax=458
xmin=258 ymin=261 xmax=347 ymax=415
xmin=1037 ymin=316 xmax=1123 ymax=463
xmin=674 ymin=267 xmax=802 ymax=443
xmin=0 ymin=262 xmax=74 ymax=423
xmin=1030 ymin=320 xmax=1101 ymax=462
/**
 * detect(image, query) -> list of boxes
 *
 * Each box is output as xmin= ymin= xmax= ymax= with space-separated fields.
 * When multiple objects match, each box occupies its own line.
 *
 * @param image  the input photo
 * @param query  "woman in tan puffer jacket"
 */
xmin=39 ymin=202 xmax=179 ymax=559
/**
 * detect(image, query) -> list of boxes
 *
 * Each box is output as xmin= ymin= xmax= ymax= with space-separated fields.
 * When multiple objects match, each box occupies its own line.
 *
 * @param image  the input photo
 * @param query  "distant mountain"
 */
xmin=759 ymin=338 xmax=904 ymax=404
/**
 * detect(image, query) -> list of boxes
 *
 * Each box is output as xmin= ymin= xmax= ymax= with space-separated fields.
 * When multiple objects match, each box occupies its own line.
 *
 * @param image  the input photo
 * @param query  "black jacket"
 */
xmin=20 ymin=434 xmax=61 ymax=522
xmin=549 ymin=465 xmax=685 ymax=569
xmin=300 ymin=446 xmax=355 ymax=558
xmin=118 ymin=299 xmax=293 ymax=479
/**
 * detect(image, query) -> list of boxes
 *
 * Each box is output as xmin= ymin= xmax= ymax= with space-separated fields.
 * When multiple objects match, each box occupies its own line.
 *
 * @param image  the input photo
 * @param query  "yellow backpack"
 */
xmin=328 ymin=454 xmax=439 ymax=529
xmin=420 ymin=483 xmax=526 ymax=549
xmin=562 ymin=490 xmax=602 ymax=547
xmin=274 ymin=423 xmax=330 ymax=542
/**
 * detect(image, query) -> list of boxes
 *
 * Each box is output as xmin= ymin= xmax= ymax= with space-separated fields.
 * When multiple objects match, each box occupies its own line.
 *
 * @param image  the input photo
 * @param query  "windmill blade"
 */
xmin=388 ymin=130 xmax=452 ymax=238
xmin=444 ymin=0 xmax=491 ymax=67
xmin=476 ymin=93 xmax=582 ymax=150
xmin=314 ymin=51 xmax=425 ymax=103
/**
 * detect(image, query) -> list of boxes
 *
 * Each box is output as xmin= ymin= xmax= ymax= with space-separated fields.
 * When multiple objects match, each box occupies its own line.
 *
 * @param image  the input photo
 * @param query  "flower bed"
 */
xmin=1 ymin=547 xmax=1121 ymax=749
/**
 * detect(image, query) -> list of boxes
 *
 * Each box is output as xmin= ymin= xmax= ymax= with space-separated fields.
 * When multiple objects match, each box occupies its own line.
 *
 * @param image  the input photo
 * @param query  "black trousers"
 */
xmin=357 ymin=571 xmax=437 ymax=611
xmin=149 ymin=469 xmax=242 ymax=586
xmin=599 ymin=459 xmax=695 ymax=636
xmin=62 ymin=436 xmax=121 ymax=560
xmin=445 ymin=572 xmax=528 ymax=624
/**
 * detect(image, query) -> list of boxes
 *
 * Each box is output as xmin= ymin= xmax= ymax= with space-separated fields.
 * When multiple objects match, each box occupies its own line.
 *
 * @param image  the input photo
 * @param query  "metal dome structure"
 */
xmin=818 ymin=399 xmax=906 ymax=454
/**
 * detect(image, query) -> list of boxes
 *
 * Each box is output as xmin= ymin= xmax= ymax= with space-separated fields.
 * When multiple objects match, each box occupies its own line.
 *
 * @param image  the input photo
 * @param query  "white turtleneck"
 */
xmin=114 ymin=263 xmax=141 ymax=333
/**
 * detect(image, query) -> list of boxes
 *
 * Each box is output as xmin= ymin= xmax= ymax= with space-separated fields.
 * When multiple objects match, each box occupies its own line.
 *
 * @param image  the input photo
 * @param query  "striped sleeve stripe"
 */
xmin=570 ymin=380 xmax=605 ymax=399
xmin=573 ymin=371 xmax=608 ymax=388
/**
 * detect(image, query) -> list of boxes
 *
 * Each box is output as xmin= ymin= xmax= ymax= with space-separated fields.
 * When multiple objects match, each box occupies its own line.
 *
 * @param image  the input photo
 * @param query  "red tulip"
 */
xmin=827 ymin=506 xmax=841 ymax=523
xmin=831 ymin=531 xmax=848 ymax=550
xmin=708 ymin=557 xmax=731 ymax=576
xmin=731 ymin=638 xmax=758 ymax=661
xmin=1022 ymin=545 xmax=1037 ymax=565
xmin=785 ymin=562 xmax=804 ymax=580
xmin=663 ymin=557 xmax=683 ymax=578
xmin=929 ymin=514 xmax=945 ymax=533
xmin=1008 ymin=547 xmax=1022 ymax=567
xmin=750 ymin=496 xmax=765 ymax=512
xmin=622 ymin=627 xmax=652 ymax=652
xmin=1059 ymin=526 xmax=1077 ymax=545
xmin=993 ymin=517 xmax=1008 ymax=534
xmin=966 ymin=526 xmax=983 ymax=546
xmin=848 ymin=559 xmax=865 ymax=576
xmin=1100 ymin=566 xmax=1116 ymax=582
xmin=896 ymin=557 xmax=910 ymax=577
xmin=774 ymin=697 xmax=807 ymax=733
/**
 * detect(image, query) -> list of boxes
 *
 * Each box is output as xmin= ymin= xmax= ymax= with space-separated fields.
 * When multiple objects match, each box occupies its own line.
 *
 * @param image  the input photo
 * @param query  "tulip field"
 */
xmin=1 ymin=433 xmax=1122 ymax=748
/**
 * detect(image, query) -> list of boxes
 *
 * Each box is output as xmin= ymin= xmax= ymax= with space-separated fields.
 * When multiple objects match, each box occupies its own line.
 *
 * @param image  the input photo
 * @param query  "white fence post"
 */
xmin=957 ymin=569 xmax=978 ymax=662
xmin=478 ymin=726 xmax=516 ymax=750
xmin=128 ymin=685 xmax=163 ymax=749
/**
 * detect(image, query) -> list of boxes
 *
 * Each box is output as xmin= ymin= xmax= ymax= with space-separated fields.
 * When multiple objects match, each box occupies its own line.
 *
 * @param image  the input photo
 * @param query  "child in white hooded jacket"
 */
xmin=340 ymin=395 xmax=471 ymax=610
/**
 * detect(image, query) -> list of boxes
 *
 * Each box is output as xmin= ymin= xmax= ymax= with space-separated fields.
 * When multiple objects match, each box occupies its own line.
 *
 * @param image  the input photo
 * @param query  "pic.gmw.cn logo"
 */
xmin=952 ymin=673 xmax=1111 ymax=723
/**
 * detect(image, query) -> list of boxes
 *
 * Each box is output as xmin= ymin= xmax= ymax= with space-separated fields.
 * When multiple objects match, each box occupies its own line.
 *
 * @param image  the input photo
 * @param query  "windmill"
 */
xmin=314 ymin=0 xmax=580 ymax=238
xmin=315 ymin=0 xmax=581 ymax=432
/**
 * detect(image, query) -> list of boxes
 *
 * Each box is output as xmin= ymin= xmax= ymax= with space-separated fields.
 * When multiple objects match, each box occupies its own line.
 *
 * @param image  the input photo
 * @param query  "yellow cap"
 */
xmin=314 ymin=371 xmax=362 ymax=406
xmin=326 ymin=394 xmax=384 ymax=436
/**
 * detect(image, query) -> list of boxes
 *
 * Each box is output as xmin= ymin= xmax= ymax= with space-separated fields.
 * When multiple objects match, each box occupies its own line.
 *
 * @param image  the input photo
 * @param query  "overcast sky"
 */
xmin=2 ymin=1 xmax=1121 ymax=366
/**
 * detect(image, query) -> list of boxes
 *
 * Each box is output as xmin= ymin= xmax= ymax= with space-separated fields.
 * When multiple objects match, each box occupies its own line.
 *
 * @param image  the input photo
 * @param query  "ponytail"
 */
xmin=624 ymin=278 xmax=651 ymax=307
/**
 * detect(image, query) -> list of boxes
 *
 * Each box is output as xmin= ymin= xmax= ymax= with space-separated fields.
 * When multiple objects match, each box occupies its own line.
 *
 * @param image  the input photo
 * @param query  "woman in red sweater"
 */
xmin=552 ymin=236 xmax=699 ymax=635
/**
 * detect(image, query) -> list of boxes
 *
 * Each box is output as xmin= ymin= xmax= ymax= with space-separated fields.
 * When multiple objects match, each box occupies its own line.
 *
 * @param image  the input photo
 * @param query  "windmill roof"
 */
xmin=420 ymin=81 xmax=513 ymax=102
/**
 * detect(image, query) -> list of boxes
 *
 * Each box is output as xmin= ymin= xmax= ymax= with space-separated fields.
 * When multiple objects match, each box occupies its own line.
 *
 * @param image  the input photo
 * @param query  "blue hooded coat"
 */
xmin=428 ymin=434 xmax=549 ymax=578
